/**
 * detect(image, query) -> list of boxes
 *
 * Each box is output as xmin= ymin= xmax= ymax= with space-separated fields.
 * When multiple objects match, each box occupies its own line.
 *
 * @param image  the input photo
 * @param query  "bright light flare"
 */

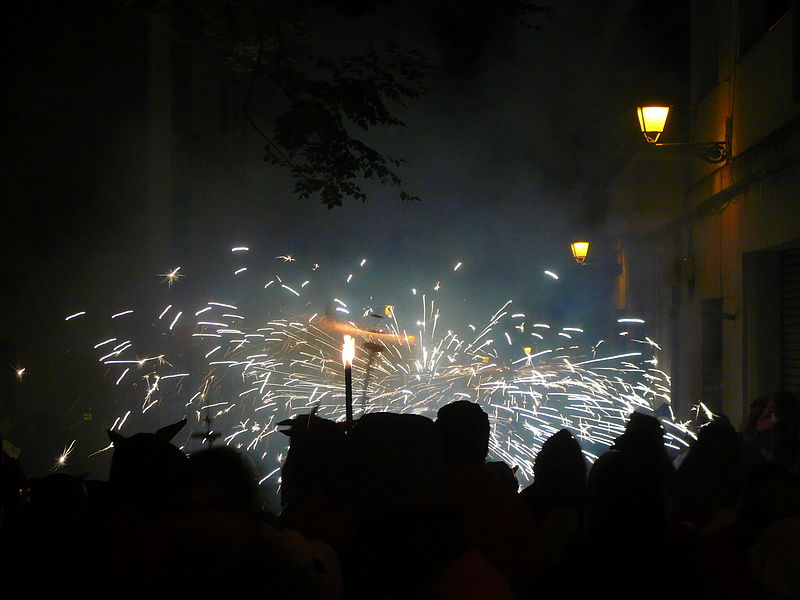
xmin=342 ymin=335 xmax=355 ymax=366
xmin=159 ymin=267 xmax=183 ymax=288
xmin=54 ymin=440 xmax=76 ymax=470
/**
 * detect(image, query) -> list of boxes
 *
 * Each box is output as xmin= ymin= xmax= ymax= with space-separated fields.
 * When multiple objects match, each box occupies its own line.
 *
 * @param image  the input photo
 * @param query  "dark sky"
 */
xmin=3 ymin=0 xmax=687 ymax=475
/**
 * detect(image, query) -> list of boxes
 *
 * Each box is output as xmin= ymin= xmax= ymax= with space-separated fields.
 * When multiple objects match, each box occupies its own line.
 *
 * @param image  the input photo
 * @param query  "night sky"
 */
xmin=3 ymin=0 xmax=687 ymax=476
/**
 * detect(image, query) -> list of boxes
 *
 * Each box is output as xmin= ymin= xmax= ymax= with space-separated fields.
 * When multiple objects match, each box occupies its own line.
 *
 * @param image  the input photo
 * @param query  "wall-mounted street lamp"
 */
xmin=571 ymin=241 xmax=590 ymax=264
xmin=636 ymin=105 xmax=729 ymax=164
xmin=570 ymin=240 xmax=622 ymax=275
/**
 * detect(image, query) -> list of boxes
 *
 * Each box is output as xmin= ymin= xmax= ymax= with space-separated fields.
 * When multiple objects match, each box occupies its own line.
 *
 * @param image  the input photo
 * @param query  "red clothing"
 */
xmin=445 ymin=462 xmax=542 ymax=588
xmin=422 ymin=547 xmax=518 ymax=600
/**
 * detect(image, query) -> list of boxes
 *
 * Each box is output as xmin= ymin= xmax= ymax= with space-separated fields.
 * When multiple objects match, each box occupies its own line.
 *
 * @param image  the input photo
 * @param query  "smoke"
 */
xmin=5 ymin=0 xmax=659 ymax=473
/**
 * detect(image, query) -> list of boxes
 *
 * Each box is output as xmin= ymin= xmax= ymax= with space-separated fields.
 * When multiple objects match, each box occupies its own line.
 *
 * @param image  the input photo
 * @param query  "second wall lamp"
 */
xmin=636 ymin=105 xmax=730 ymax=164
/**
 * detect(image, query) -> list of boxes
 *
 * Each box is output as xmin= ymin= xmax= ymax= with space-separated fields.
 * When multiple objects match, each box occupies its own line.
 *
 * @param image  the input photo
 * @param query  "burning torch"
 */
xmin=342 ymin=335 xmax=356 ymax=422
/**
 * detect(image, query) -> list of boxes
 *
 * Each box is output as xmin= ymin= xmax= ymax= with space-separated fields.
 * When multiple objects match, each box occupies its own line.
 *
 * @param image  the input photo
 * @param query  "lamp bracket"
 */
xmin=653 ymin=141 xmax=728 ymax=163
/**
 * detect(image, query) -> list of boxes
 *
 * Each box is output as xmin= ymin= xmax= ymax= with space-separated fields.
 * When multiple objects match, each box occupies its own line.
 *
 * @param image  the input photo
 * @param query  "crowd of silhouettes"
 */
xmin=1 ymin=392 xmax=799 ymax=598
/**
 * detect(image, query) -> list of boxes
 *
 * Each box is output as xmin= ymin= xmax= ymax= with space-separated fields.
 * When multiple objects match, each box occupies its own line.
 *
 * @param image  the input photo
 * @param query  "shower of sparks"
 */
xmin=691 ymin=402 xmax=718 ymax=421
xmin=159 ymin=266 xmax=183 ymax=288
xmin=64 ymin=249 xmax=701 ymax=487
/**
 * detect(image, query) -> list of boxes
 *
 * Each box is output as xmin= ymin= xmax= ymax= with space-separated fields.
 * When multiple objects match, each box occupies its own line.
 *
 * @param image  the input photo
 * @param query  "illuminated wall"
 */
xmin=606 ymin=1 xmax=800 ymax=425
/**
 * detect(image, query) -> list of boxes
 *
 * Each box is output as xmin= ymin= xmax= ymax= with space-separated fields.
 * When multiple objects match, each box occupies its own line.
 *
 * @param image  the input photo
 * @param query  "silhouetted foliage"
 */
xmin=138 ymin=0 xmax=548 ymax=207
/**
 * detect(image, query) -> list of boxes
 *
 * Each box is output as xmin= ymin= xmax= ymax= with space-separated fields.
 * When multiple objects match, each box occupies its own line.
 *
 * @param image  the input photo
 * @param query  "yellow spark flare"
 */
xmin=158 ymin=266 xmax=183 ymax=288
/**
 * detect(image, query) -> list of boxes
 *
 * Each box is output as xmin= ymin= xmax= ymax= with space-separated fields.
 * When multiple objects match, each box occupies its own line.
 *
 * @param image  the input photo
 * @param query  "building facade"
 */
xmin=606 ymin=1 xmax=800 ymax=425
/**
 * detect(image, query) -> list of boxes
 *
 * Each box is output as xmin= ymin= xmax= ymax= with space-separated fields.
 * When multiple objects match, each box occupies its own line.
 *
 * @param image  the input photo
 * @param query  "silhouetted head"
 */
xmin=588 ymin=449 xmax=668 ymax=540
xmin=484 ymin=461 xmax=519 ymax=492
xmin=107 ymin=419 xmax=187 ymax=506
xmin=435 ymin=400 xmax=490 ymax=464
xmin=683 ymin=415 xmax=740 ymax=465
xmin=612 ymin=411 xmax=674 ymax=476
xmin=346 ymin=413 xmax=463 ymax=598
xmin=348 ymin=412 xmax=447 ymax=514
xmin=533 ymin=428 xmax=586 ymax=483
xmin=182 ymin=446 xmax=259 ymax=512
xmin=522 ymin=429 xmax=587 ymax=516
xmin=27 ymin=473 xmax=88 ymax=520
xmin=623 ymin=411 xmax=664 ymax=438
xmin=669 ymin=415 xmax=747 ymax=526
xmin=278 ymin=412 xmax=348 ymax=507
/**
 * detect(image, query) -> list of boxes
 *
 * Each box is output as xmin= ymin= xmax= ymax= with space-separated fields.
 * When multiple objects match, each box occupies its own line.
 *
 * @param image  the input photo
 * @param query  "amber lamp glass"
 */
xmin=636 ymin=106 xmax=670 ymax=143
xmin=571 ymin=241 xmax=590 ymax=264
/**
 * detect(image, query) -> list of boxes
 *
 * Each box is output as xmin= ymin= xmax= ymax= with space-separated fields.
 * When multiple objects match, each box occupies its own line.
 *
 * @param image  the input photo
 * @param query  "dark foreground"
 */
xmin=1 ymin=395 xmax=799 ymax=599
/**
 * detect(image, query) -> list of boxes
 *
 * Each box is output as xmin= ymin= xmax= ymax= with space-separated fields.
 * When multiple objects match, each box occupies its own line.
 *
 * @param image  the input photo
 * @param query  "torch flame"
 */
xmin=342 ymin=335 xmax=355 ymax=366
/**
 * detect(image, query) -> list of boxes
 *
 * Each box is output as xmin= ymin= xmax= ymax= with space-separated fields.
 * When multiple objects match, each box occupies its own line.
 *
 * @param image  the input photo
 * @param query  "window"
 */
xmin=781 ymin=247 xmax=800 ymax=394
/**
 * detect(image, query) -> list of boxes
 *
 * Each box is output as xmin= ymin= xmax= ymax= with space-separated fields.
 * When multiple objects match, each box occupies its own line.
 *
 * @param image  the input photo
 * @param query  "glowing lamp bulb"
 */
xmin=342 ymin=335 xmax=355 ymax=366
xmin=636 ymin=106 xmax=670 ymax=143
xmin=571 ymin=241 xmax=590 ymax=264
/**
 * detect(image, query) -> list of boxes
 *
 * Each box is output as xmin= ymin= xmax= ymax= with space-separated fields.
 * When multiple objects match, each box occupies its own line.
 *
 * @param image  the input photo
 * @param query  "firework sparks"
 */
xmin=64 ymin=249 xmax=699 ymax=487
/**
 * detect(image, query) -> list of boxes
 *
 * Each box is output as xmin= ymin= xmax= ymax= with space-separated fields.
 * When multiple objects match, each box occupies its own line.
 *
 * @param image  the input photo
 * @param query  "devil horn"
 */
xmin=155 ymin=418 xmax=188 ymax=442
